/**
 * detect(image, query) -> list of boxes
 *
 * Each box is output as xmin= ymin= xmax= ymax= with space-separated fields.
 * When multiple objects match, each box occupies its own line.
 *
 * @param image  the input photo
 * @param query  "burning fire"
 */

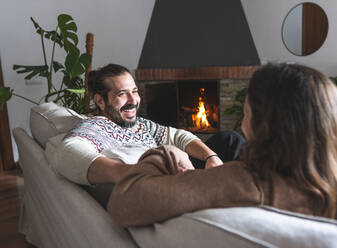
xmin=192 ymin=88 xmax=210 ymax=128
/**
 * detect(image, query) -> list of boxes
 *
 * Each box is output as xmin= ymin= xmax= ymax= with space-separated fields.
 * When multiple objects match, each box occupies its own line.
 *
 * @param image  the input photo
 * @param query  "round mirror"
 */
xmin=282 ymin=2 xmax=328 ymax=56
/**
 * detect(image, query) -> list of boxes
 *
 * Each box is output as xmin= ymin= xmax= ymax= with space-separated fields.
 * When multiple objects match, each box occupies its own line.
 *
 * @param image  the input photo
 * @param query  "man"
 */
xmin=52 ymin=64 xmax=238 ymax=190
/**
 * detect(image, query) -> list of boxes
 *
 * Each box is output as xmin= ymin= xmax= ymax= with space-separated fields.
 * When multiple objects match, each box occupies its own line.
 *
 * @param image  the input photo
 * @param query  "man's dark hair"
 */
xmin=88 ymin=64 xmax=131 ymax=101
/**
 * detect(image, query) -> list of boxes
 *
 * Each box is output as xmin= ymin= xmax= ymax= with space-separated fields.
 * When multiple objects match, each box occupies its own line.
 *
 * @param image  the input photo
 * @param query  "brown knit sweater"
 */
xmin=107 ymin=146 xmax=316 ymax=227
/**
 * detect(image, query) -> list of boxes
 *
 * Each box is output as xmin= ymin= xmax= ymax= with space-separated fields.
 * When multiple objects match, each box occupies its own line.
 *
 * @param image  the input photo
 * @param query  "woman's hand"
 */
xmin=165 ymin=145 xmax=195 ymax=172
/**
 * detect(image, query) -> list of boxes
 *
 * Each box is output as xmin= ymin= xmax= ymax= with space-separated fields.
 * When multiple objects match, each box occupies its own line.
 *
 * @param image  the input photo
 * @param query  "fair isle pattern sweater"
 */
xmin=52 ymin=116 xmax=199 ymax=185
xmin=66 ymin=116 xmax=168 ymax=153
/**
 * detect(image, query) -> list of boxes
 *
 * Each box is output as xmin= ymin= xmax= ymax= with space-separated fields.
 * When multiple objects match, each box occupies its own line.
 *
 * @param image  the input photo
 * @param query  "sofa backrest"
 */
xmin=30 ymin=102 xmax=85 ymax=148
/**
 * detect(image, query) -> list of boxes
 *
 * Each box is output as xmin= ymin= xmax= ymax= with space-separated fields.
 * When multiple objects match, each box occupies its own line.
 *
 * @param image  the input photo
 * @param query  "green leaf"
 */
xmin=66 ymin=32 xmax=78 ymax=46
xmin=79 ymin=53 xmax=91 ymax=70
xmin=52 ymin=61 xmax=64 ymax=73
xmin=65 ymin=48 xmax=91 ymax=78
xmin=31 ymin=17 xmax=63 ymax=47
xmin=68 ymin=76 xmax=83 ymax=88
xmin=44 ymin=31 xmax=63 ymax=47
xmin=66 ymin=88 xmax=85 ymax=94
xmin=223 ymin=108 xmax=235 ymax=115
xmin=58 ymin=14 xmax=78 ymax=52
xmin=13 ymin=64 xmax=49 ymax=80
xmin=64 ymin=47 xmax=80 ymax=77
xmin=223 ymin=87 xmax=247 ymax=131
xmin=71 ymin=53 xmax=91 ymax=77
xmin=0 ymin=87 xmax=13 ymax=108
xmin=44 ymin=89 xmax=66 ymax=103
xmin=30 ymin=17 xmax=41 ymax=31
xmin=235 ymin=88 xmax=247 ymax=102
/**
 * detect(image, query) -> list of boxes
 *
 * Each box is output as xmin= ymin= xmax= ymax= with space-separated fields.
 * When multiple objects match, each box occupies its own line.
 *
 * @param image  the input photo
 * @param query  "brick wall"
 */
xmin=136 ymin=66 xmax=258 ymax=81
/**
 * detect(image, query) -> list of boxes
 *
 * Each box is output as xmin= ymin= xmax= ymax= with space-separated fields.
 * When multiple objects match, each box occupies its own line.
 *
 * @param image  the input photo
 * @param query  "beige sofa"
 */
xmin=13 ymin=102 xmax=337 ymax=248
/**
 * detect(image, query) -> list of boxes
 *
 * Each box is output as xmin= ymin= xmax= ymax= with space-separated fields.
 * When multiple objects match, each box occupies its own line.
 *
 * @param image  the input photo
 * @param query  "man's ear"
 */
xmin=93 ymin=94 xmax=105 ymax=112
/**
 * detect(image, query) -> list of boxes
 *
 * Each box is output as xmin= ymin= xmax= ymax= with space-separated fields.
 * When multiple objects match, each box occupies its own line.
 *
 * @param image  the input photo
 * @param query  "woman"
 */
xmin=107 ymin=63 xmax=337 ymax=227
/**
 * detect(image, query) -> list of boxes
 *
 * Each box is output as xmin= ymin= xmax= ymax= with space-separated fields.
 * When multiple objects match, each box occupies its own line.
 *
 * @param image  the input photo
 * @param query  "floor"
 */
xmin=0 ymin=168 xmax=35 ymax=248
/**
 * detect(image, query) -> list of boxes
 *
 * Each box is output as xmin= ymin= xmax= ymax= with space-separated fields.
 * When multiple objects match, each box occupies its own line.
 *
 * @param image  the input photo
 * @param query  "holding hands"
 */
xmin=165 ymin=145 xmax=195 ymax=172
xmin=162 ymin=145 xmax=223 ymax=171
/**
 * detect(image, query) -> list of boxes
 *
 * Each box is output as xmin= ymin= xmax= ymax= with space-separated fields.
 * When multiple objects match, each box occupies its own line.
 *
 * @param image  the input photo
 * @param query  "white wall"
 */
xmin=241 ymin=0 xmax=337 ymax=76
xmin=0 ymin=0 xmax=155 ymax=160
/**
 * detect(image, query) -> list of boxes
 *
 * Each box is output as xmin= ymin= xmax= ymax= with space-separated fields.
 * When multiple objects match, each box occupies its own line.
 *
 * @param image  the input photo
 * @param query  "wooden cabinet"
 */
xmin=0 ymin=58 xmax=15 ymax=170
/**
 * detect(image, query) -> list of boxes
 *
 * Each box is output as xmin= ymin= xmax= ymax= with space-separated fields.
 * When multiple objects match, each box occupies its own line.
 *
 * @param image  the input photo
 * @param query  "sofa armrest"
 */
xmin=13 ymin=127 xmax=136 ymax=248
xmin=129 ymin=207 xmax=337 ymax=248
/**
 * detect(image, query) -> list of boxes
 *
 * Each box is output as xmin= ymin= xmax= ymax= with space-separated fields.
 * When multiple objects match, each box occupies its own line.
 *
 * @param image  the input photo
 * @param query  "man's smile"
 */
xmin=122 ymin=108 xmax=137 ymax=118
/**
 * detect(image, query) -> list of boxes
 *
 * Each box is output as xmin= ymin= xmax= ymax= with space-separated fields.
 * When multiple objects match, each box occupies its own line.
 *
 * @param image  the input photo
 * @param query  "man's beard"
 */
xmin=105 ymin=102 xmax=139 ymax=128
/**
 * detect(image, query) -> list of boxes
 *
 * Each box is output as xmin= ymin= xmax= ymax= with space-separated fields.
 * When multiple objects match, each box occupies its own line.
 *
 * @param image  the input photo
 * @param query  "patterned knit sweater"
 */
xmin=51 ymin=116 xmax=199 ymax=185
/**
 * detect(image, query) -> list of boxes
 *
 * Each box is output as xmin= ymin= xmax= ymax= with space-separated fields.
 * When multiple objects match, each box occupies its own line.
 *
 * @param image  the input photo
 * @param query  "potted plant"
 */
xmin=0 ymin=14 xmax=91 ymax=114
xmin=223 ymin=87 xmax=247 ymax=131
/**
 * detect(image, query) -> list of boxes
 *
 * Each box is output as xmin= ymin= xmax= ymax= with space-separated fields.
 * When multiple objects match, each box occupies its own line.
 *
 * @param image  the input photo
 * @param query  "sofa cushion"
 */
xmin=30 ymin=102 xmax=85 ymax=148
xmin=45 ymin=133 xmax=67 ymax=165
xmin=129 ymin=206 xmax=337 ymax=248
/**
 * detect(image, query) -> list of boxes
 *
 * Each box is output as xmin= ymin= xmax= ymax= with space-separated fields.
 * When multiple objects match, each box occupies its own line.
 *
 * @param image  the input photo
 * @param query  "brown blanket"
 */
xmin=107 ymin=145 xmax=262 ymax=227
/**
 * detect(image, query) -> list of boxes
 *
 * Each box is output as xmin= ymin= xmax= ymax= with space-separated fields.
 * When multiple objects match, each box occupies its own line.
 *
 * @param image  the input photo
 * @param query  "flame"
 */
xmin=192 ymin=89 xmax=210 ymax=128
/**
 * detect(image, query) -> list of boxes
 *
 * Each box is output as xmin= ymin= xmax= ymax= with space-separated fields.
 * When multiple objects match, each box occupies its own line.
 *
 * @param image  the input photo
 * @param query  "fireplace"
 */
xmin=136 ymin=66 xmax=258 ymax=138
xmin=136 ymin=0 xmax=261 ymax=137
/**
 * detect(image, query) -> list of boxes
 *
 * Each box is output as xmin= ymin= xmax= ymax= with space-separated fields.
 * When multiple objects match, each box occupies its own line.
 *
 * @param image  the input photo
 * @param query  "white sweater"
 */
xmin=51 ymin=116 xmax=199 ymax=185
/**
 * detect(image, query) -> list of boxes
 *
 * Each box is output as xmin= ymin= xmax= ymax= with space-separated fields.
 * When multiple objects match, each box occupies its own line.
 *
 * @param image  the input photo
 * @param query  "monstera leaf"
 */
xmin=52 ymin=61 xmax=64 ymax=73
xmin=0 ymin=87 xmax=13 ymax=108
xmin=65 ymin=46 xmax=91 ymax=79
xmin=12 ymin=62 xmax=63 ymax=81
xmin=58 ymin=14 xmax=78 ymax=53
xmin=13 ymin=65 xmax=49 ymax=80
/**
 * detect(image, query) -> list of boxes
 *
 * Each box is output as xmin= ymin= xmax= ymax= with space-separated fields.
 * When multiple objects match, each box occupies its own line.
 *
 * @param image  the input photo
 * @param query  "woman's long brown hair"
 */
xmin=244 ymin=63 xmax=337 ymax=218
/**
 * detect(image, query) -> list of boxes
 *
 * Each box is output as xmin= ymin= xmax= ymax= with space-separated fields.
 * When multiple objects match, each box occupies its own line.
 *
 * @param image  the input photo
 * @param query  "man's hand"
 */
xmin=185 ymin=139 xmax=224 ymax=169
xmin=205 ymin=155 xmax=223 ymax=169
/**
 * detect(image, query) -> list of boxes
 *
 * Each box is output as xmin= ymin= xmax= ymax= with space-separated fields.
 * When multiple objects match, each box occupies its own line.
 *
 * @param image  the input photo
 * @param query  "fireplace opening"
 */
xmin=178 ymin=81 xmax=219 ymax=133
xmin=143 ymin=81 xmax=219 ymax=134
xmin=144 ymin=82 xmax=177 ymax=127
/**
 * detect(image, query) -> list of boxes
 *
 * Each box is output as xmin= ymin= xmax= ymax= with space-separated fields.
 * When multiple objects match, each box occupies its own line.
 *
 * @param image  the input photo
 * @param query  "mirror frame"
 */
xmin=281 ymin=2 xmax=329 ymax=56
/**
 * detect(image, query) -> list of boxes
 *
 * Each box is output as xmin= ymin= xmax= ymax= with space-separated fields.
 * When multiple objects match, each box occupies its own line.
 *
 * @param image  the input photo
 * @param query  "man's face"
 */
xmin=103 ymin=73 xmax=141 ymax=128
